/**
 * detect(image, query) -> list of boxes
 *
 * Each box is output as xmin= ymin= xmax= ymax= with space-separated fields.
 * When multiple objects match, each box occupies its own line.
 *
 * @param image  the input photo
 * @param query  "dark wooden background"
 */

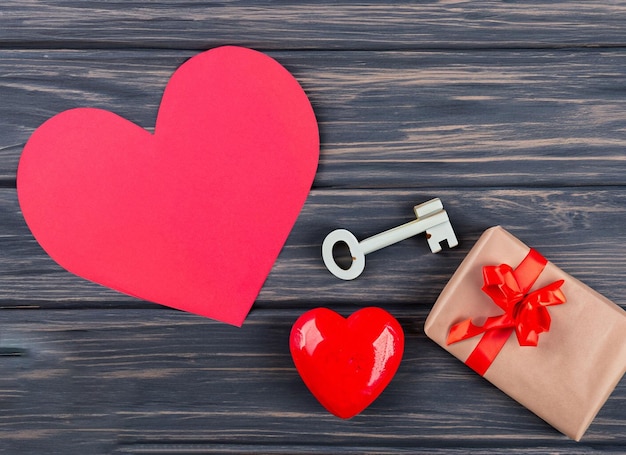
xmin=2 ymin=1 xmax=626 ymax=453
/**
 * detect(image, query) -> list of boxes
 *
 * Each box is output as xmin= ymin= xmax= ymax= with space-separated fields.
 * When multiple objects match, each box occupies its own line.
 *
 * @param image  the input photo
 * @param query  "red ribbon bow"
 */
xmin=446 ymin=248 xmax=566 ymax=376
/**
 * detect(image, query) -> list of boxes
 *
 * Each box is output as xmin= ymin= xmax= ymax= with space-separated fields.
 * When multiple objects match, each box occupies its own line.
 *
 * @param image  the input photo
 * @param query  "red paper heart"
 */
xmin=290 ymin=307 xmax=404 ymax=418
xmin=17 ymin=46 xmax=319 ymax=326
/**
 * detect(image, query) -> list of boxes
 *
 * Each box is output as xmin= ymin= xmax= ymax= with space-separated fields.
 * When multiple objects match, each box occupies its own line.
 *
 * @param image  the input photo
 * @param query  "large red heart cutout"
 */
xmin=290 ymin=307 xmax=404 ymax=418
xmin=17 ymin=46 xmax=319 ymax=326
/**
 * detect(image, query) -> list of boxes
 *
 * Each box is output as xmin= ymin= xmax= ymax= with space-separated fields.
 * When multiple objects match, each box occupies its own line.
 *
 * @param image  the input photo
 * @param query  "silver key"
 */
xmin=322 ymin=198 xmax=458 ymax=280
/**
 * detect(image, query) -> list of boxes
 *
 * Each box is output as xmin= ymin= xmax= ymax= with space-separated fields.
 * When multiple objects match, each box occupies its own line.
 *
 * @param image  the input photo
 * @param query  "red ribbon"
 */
xmin=446 ymin=248 xmax=566 ymax=376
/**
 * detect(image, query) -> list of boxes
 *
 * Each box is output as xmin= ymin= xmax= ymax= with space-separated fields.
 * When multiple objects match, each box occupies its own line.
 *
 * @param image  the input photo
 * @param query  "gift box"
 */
xmin=424 ymin=226 xmax=626 ymax=440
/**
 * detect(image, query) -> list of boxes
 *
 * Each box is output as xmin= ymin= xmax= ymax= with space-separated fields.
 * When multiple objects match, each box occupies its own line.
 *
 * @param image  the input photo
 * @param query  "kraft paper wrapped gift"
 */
xmin=424 ymin=226 xmax=626 ymax=441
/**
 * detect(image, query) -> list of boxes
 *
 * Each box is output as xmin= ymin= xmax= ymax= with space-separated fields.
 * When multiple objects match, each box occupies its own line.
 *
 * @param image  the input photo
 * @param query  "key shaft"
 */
xmin=359 ymin=211 xmax=449 ymax=255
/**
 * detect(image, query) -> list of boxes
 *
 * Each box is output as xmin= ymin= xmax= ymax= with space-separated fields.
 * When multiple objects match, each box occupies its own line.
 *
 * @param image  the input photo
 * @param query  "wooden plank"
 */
xmin=2 ymin=187 xmax=625 ymax=310
xmin=2 ymin=1 xmax=626 ymax=50
xmin=2 ymin=2 xmax=626 ymax=452
xmin=2 ymin=49 xmax=626 ymax=188
xmin=0 ymin=308 xmax=624 ymax=454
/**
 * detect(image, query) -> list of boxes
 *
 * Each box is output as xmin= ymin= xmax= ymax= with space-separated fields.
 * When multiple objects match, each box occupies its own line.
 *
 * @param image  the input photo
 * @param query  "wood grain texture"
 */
xmin=2 ymin=187 xmax=626 ymax=309
xmin=1 ymin=308 xmax=625 ymax=455
xmin=2 ymin=1 xmax=626 ymax=453
xmin=2 ymin=49 xmax=626 ymax=188
xmin=2 ymin=1 xmax=626 ymax=50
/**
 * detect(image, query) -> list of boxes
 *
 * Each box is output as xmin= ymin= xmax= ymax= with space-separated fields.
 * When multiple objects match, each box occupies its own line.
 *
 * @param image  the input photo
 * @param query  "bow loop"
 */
xmin=481 ymin=264 xmax=524 ymax=311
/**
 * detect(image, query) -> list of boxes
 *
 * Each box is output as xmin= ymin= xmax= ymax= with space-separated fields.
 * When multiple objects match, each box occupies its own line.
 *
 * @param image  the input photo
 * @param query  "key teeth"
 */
xmin=426 ymin=220 xmax=458 ymax=253
xmin=427 ymin=236 xmax=457 ymax=253
xmin=447 ymin=235 xmax=459 ymax=248
xmin=428 ymin=240 xmax=443 ymax=253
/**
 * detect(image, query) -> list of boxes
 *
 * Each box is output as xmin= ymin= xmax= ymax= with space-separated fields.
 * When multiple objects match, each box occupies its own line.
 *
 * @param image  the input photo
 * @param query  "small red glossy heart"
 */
xmin=17 ymin=47 xmax=319 ymax=326
xmin=290 ymin=307 xmax=404 ymax=418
